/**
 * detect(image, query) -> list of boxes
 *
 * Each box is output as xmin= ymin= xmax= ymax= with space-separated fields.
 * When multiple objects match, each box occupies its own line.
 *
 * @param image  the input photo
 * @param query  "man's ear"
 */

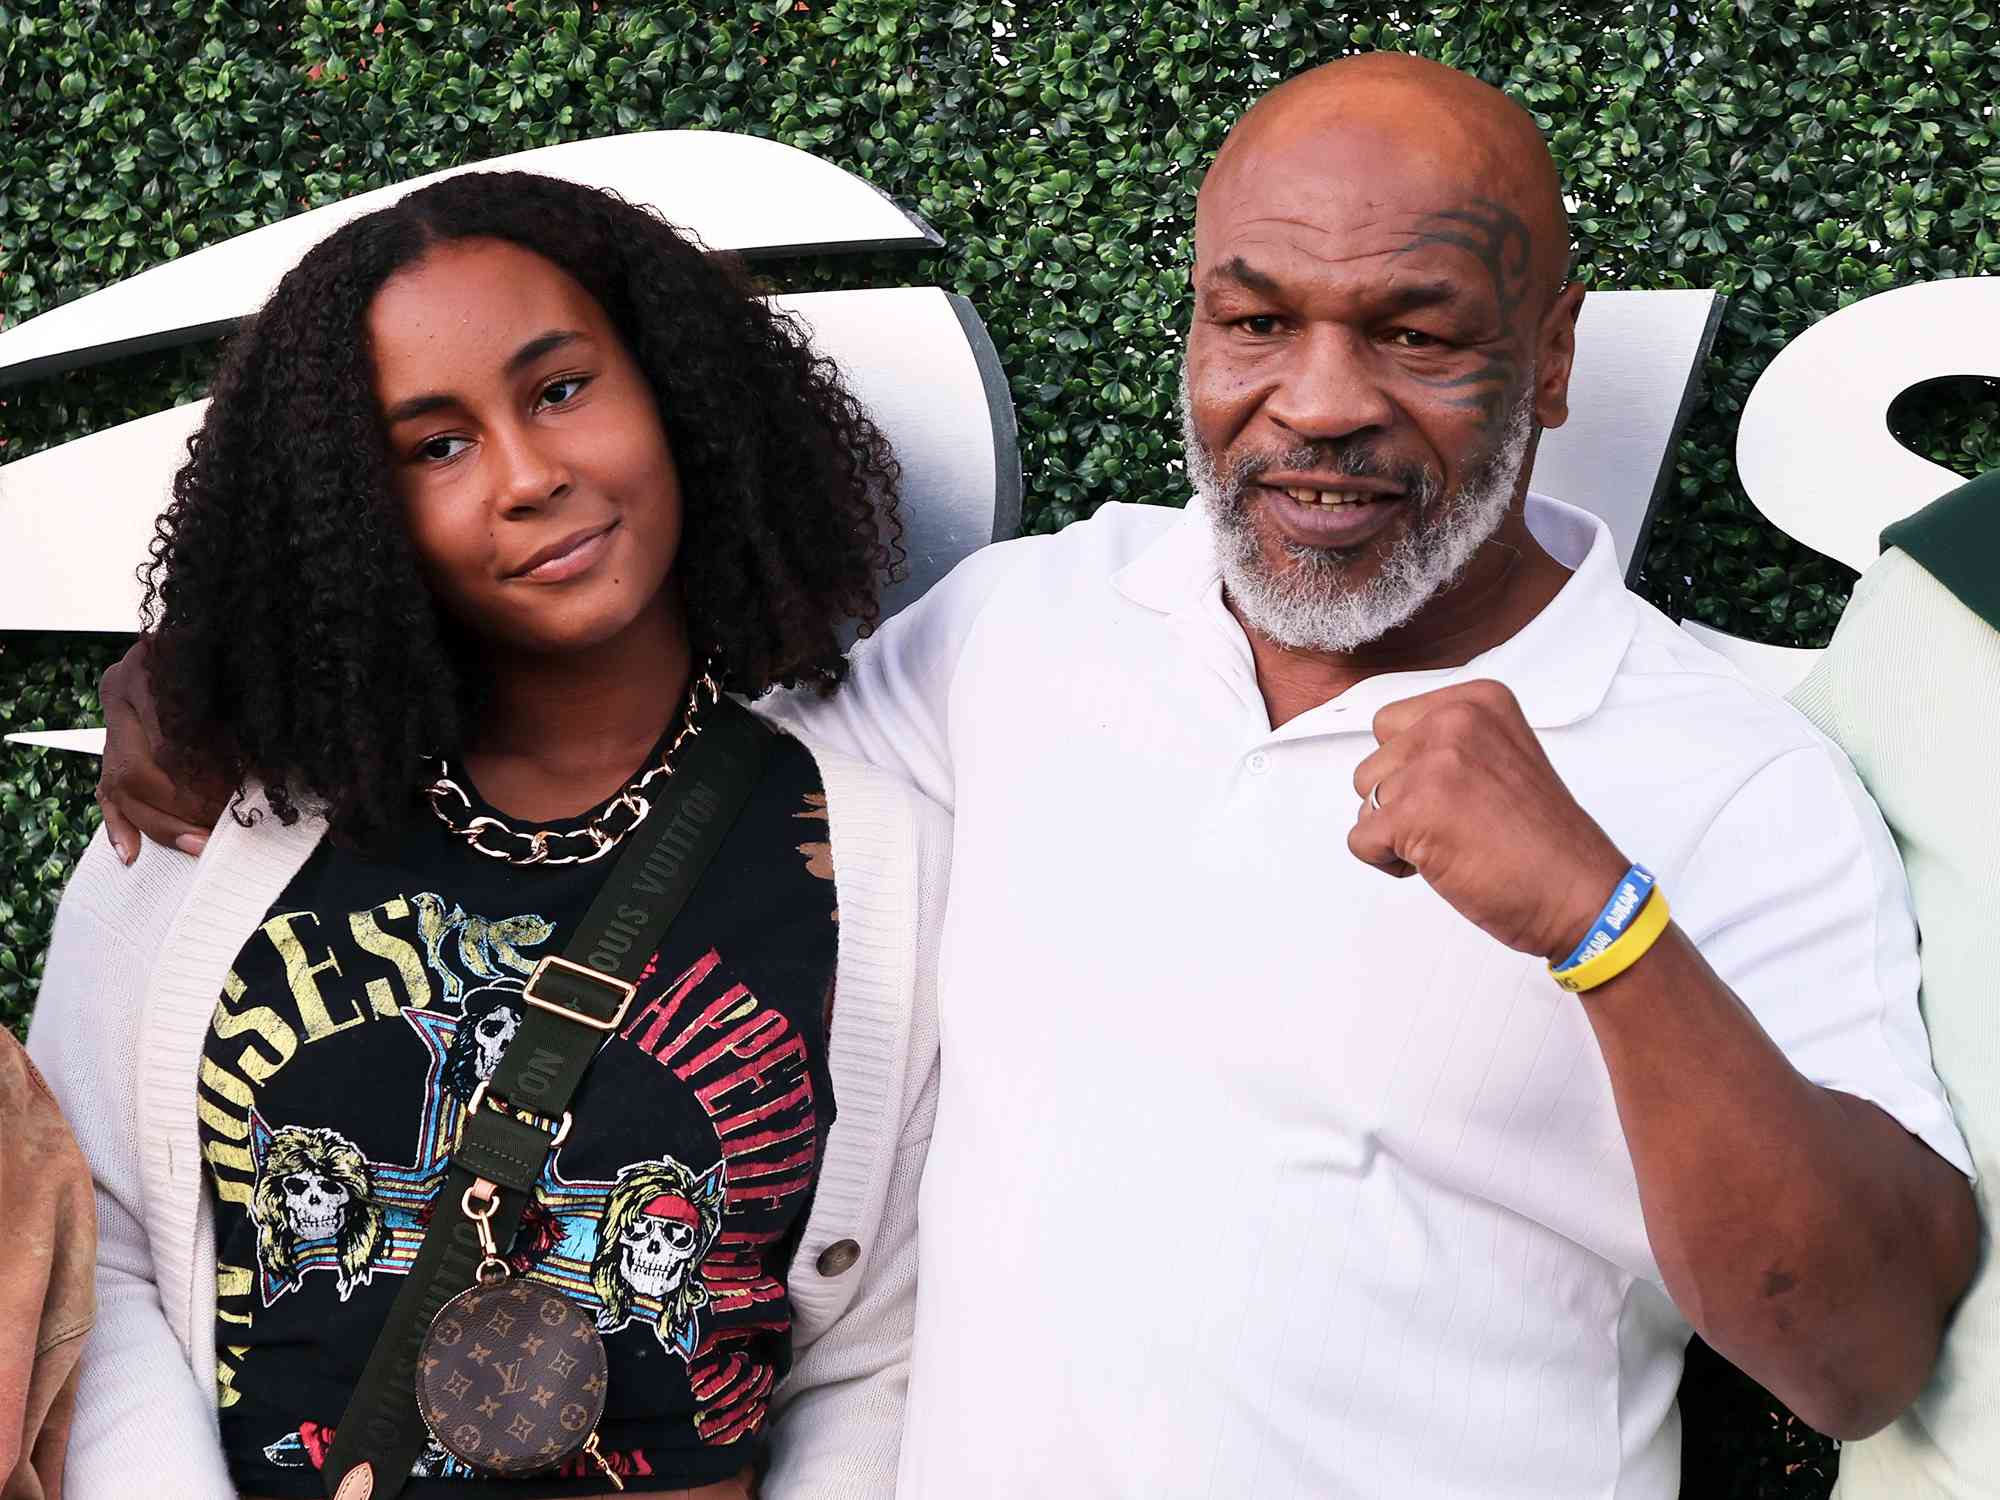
xmin=1533 ymin=282 xmax=1587 ymax=430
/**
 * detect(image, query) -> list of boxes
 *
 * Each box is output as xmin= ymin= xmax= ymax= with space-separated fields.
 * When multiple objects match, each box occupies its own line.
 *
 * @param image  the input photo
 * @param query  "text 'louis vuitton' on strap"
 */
xmin=324 ymin=696 xmax=773 ymax=1500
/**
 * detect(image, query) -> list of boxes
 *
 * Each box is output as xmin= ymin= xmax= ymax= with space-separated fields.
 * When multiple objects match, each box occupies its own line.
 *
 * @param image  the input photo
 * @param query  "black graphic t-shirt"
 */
xmin=198 ymin=731 xmax=838 ymax=1496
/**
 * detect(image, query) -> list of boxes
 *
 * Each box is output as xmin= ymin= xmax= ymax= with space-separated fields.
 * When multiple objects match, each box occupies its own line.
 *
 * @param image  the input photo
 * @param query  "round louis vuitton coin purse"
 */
xmin=416 ymin=1189 xmax=621 ymax=1488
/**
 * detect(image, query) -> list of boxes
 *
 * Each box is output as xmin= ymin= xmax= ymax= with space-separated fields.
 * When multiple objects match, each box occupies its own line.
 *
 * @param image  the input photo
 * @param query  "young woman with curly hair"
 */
xmin=28 ymin=172 xmax=946 ymax=1500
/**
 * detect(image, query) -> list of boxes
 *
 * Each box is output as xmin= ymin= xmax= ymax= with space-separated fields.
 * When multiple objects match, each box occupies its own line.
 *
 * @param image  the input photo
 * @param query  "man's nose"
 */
xmin=1262 ymin=326 xmax=1396 ymax=443
xmin=488 ymin=422 xmax=571 ymax=515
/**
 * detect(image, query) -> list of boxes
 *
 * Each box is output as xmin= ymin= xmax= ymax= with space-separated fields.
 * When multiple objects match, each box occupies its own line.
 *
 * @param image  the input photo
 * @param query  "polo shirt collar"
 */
xmin=1111 ymin=494 xmax=1230 ymax=614
xmin=1112 ymin=491 xmax=1639 ymax=731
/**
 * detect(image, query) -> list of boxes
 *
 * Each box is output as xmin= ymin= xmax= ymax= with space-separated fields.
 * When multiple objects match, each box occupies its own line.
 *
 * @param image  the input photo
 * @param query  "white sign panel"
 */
xmin=0 ymin=131 xmax=938 ymax=388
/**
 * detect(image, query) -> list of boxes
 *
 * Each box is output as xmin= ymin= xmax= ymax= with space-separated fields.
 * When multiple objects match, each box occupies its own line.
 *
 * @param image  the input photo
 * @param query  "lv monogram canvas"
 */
xmin=416 ymin=1277 xmax=610 ymax=1477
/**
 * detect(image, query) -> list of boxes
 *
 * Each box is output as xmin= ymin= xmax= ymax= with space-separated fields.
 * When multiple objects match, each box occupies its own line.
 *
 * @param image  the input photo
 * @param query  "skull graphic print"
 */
xmin=592 ymin=1156 xmax=729 ymax=1357
xmin=281 ymin=1169 xmax=348 ymax=1241
xmin=250 ymin=1125 xmax=383 ymax=1301
xmin=440 ymin=981 xmax=526 ymax=1100
xmin=622 ymin=1202 xmax=700 ymax=1299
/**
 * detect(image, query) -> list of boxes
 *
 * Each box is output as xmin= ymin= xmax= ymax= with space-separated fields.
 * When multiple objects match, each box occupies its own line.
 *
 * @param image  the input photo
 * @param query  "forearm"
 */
xmin=1581 ymin=925 xmax=1978 ymax=1437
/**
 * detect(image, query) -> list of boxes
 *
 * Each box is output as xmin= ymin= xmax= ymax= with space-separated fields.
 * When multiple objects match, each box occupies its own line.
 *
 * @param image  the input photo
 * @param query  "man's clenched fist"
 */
xmin=1349 ymin=679 xmax=1633 ymax=965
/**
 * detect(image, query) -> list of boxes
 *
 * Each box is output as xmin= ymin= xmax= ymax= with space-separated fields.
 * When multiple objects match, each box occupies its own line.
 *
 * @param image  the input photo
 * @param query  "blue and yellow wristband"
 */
xmin=1549 ymin=864 xmax=1671 ymax=994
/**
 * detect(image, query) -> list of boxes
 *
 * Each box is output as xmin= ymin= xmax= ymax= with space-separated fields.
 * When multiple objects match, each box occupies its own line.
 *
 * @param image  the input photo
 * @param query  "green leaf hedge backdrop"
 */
xmin=3 ymin=3 xmax=1997 ymax=1492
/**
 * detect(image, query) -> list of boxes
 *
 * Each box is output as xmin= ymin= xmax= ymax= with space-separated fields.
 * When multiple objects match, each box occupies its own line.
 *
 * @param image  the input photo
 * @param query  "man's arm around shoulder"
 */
xmin=760 ymin=533 xmax=1046 ymax=810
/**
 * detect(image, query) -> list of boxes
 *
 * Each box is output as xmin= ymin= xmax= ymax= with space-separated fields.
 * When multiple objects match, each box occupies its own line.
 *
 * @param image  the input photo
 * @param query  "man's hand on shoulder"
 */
xmin=97 ymin=635 xmax=224 ymax=863
xmin=1349 ymin=679 xmax=1627 ymax=960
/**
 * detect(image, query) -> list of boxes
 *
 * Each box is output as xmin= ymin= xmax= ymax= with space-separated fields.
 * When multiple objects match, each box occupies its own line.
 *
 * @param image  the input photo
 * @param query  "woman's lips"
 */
xmin=1256 ymin=483 xmax=1404 ymax=550
xmin=509 ymin=520 xmax=618 ymax=582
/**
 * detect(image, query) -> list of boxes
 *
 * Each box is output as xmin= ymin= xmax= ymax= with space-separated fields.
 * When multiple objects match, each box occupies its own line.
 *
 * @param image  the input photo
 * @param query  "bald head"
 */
xmin=1201 ymin=53 xmax=1570 ymax=310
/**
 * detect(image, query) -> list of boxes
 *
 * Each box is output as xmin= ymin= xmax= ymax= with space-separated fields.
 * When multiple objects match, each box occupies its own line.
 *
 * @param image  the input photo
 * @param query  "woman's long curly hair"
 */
xmin=142 ymin=170 xmax=902 ymax=846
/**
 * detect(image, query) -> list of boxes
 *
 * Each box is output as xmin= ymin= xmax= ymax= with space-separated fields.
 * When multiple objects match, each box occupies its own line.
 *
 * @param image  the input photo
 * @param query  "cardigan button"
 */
xmin=816 ymin=1239 xmax=861 ymax=1277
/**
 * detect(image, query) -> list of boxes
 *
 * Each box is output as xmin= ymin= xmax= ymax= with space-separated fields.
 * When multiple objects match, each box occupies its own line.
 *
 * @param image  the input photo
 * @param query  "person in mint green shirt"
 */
xmin=1792 ymin=466 xmax=2000 ymax=1499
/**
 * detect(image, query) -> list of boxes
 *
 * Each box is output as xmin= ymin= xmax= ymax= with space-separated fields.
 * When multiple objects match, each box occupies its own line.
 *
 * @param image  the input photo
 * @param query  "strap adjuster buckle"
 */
xmin=462 ymin=1080 xmax=572 ymax=1149
xmin=522 ymin=954 xmax=638 ymax=1033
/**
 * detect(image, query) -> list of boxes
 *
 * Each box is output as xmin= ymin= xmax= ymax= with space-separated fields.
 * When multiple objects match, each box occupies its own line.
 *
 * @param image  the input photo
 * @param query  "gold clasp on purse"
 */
xmin=460 ymin=1178 xmax=510 ymax=1285
xmin=581 ymin=1432 xmax=625 ymax=1492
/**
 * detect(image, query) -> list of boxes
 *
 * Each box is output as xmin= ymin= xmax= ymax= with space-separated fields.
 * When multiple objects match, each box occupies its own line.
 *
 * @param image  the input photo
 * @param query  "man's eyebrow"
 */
xmin=1201 ymin=263 xmax=1468 ymax=316
xmin=1207 ymin=256 xmax=1282 ymax=296
xmin=1377 ymin=280 xmax=1468 ymax=314
xmin=380 ymin=330 xmax=589 ymax=425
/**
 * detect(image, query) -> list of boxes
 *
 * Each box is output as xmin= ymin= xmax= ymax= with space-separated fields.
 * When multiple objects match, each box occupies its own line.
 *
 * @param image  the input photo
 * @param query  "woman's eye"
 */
xmin=537 ymin=375 xmax=589 ymax=407
xmin=416 ymin=435 xmax=471 ymax=463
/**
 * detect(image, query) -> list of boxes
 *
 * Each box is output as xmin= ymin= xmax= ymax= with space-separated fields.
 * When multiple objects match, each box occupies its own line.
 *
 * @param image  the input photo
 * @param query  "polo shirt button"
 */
xmin=816 ymin=1239 xmax=861 ymax=1276
xmin=1246 ymin=751 xmax=1270 ymax=774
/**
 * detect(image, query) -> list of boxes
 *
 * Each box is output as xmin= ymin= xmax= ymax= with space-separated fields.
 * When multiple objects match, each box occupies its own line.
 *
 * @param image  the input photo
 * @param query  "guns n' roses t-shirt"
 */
xmin=197 ymin=731 xmax=838 ymax=1496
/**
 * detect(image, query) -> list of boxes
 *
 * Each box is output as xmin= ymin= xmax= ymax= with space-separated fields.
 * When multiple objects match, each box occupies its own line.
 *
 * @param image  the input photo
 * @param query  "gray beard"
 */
xmin=1183 ymin=371 xmax=1535 ymax=655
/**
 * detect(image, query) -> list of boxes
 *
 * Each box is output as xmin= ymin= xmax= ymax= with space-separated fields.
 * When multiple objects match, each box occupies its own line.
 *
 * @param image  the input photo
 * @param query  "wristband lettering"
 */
xmin=1553 ymin=864 xmax=1657 ymax=973
xmin=1550 ymin=886 xmax=1672 ymax=994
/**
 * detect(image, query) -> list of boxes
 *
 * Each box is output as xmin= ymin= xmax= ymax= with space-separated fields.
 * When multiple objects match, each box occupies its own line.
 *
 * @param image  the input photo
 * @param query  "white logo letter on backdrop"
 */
xmin=1684 ymin=276 xmax=2000 ymax=691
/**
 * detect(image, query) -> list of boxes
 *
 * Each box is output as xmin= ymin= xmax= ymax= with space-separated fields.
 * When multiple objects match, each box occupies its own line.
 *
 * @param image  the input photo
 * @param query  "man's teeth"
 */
xmin=1279 ymin=485 xmax=1381 ymax=508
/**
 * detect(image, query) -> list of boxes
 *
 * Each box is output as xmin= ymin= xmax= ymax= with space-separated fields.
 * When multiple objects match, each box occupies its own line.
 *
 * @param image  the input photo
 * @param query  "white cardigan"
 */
xmin=26 ymin=738 xmax=947 ymax=1500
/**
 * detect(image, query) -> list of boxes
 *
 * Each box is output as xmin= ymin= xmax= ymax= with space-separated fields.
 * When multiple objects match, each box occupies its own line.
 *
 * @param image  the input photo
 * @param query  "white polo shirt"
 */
xmin=775 ymin=494 xmax=1970 ymax=1499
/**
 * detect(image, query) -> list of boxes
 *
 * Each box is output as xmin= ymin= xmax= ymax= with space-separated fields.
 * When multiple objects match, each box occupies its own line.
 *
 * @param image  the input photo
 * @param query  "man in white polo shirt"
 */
xmin=777 ymin=53 xmax=1977 ymax=1498
xmin=97 ymin=52 xmax=1977 ymax=1500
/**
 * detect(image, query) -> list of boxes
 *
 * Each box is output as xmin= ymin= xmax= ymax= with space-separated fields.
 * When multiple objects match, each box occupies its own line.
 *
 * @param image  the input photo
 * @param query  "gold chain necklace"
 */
xmin=424 ymin=663 xmax=722 ymax=866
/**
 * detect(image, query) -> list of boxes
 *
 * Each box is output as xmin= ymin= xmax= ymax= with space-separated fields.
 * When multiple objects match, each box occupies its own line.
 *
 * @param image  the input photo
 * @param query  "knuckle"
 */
xmin=1439 ymin=701 xmax=1482 ymax=732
